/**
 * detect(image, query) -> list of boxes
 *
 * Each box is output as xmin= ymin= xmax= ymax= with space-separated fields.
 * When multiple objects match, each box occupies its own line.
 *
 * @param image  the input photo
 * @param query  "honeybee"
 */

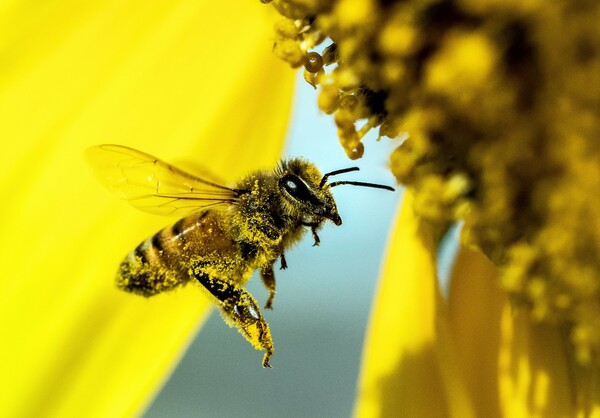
xmin=86 ymin=144 xmax=394 ymax=367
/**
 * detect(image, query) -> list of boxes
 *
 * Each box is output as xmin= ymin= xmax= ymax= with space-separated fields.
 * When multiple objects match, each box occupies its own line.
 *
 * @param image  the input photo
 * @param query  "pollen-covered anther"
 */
xmin=378 ymin=118 xmax=404 ymax=139
xmin=301 ymin=29 xmax=327 ymax=51
xmin=341 ymin=141 xmax=364 ymax=160
xmin=272 ymin=39 xmax=305 ymax=68
xmin=411 ymin=175 xmax=460 ymax=222
xmin=332 ymin=104 xmax=365 ymax=160
xmin=274 ymin=18 xmax=300 ymax=38
xmin=334 ymin=107 xmax=356 ymax=131
xmin=442 ymin=173 xmax=472 ymax=201
xmin=527 ymin=277 xmax=550 ymax=320
xmin=500 ymin=243 xmax=539 ymax=293
xmin=338 ymin=94 xmax=358 ymax=111
xmin=318 ymin=84 xmax=341 ymax=114
xmin=332 ymin=68 xmax=360 ymax=91
xmin=337 ymin=129 xmax=364 ymax=160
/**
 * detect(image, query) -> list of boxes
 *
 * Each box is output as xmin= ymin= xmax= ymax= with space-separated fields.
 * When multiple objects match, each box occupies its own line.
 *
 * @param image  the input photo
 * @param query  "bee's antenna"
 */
xmin=321 ymin=166 xmax=395 ymax=191
xmin=319 ymin=167 xmax=359 ymax=188
xmin=328 ymin=180 xmax=395 ymax=191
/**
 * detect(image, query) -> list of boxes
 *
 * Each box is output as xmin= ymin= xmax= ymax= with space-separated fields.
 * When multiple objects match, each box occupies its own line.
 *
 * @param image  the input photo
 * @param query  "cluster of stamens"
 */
xmin=262 ymin=0 xmax=600 ymax=365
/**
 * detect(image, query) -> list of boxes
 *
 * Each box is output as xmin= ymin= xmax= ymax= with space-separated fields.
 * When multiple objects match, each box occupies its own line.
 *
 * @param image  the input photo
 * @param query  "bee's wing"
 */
xmin=86 ymin=144 xmax=240 ymax=216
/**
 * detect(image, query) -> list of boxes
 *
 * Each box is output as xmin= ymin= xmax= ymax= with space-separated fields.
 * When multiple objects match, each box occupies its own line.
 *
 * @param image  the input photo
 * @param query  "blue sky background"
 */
xmin=143 ymin=74 xmax=403 ymax=418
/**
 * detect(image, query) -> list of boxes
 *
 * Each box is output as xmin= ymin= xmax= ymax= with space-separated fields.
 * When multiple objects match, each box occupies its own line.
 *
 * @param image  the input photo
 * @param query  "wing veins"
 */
xmin=87 ymin=144 xmax=243 ymax=217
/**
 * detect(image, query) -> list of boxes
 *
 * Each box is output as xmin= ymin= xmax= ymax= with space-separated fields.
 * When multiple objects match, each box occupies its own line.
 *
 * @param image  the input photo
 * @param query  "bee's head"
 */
xmin=278 ymin=158 xmax=341 ymax=225
xmin=277 ymin=158 xmax=395 ymax=226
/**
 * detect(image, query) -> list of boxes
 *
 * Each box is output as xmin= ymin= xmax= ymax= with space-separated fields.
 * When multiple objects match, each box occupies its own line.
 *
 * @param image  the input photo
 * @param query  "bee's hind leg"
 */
xmin=192 ymin=269 xmax=274 ymax=368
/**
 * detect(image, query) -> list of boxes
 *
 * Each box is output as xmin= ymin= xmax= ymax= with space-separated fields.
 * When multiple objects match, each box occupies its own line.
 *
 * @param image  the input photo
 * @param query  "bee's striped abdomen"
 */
xmin=115 ymin=210 xmax=235 ymax=297
xmin=116 ymin=218 xmax=191 ymax=297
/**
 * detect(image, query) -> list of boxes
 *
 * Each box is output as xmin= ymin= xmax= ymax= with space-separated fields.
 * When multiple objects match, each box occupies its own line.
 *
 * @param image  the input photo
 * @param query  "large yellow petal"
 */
xmin=498 ymin=306 xmax=575 ymax=417
xmin=0 ymin=2 xmax=294 ymax=417
xmin=447 ymin=246 xmax=505 ymax=417
xmin=449 ymin=246 xmax=582 ymax=417
xmin=356 ymin=191 xmax=453 ymax=417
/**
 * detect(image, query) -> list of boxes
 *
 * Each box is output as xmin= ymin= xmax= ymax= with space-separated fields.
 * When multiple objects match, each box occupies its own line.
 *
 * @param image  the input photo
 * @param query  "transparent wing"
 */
xmin=86 ymin=144 xmax=240 ymax=216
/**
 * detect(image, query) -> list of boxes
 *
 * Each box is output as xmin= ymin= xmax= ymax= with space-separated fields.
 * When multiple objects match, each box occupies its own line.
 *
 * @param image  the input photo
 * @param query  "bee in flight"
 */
xmin=86 ymin=144 xmax=394 ymax=368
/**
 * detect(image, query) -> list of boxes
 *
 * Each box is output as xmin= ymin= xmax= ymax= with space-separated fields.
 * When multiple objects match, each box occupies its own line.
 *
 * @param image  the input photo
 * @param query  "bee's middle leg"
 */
xmin=260 ymin=265 xmax=276 ymax=310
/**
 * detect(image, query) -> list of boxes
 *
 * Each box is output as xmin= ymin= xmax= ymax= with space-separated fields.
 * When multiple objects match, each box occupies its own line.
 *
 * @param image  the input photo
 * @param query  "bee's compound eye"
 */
xmin=233 ymin=303 xmax=260 ymax=321
xmin=285 ymin=178 xmax=298 ymax=192
xmin=280 ymin=174 xmax=314 ymax=203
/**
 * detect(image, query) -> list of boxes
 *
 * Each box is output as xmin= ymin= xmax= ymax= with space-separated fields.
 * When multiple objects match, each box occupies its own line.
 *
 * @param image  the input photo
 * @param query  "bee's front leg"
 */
xmin=302 ymin=222 xmax=321 ymax=246
xmin=260 ymin=264 xmax=277 ymax=310
xmin=192 ymin=269 xmax=274 ymax=368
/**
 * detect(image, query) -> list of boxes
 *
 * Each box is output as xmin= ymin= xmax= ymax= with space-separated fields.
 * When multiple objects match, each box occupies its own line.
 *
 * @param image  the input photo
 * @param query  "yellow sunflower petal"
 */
xmin=0 ymin=2 xmax=294 ymax=417
xmin=446 ymin=246 xmax=505 ymax=417
xmin=448 ymin=247 xmax=580 ymax=417
xmin=355 ymin=191 xmax=452 ymax=417
xmin=498 ymin=305 xmax=575 ymax=417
